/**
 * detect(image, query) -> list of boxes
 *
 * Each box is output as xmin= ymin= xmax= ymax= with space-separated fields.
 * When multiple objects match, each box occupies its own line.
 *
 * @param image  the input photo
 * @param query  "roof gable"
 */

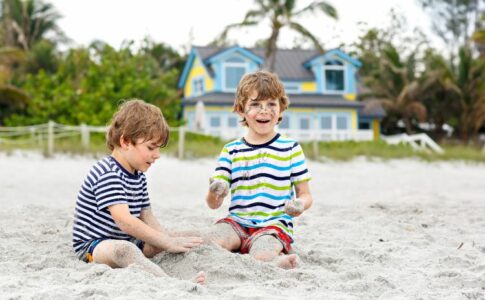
xmin=205 ymin=45 xmax=264 ymax=65
xmin=178 ymin=48 xmax=198 ymax=89
xmin=304 ymin=49 xmax=362 ymax=68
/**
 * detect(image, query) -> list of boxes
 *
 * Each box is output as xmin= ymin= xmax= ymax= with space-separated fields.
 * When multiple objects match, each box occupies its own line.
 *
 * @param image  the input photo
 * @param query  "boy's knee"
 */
xmin=113 ymin=241 xmax=140 ymax=261
xmin=249 ymin=235 xmax=283 ymax=258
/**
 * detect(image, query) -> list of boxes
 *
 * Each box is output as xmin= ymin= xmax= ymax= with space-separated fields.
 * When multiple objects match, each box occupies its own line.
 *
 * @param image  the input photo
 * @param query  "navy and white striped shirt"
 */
xmin=72 ymin=156 xmax=150 ymax=257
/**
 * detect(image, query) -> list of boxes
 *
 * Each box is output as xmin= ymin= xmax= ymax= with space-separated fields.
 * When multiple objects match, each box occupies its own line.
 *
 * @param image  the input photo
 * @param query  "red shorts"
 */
xmin=216 ymin=218 xmax=292 ymax=254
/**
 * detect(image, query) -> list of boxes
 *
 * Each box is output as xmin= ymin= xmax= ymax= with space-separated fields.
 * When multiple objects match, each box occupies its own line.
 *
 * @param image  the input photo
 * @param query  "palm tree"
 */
xmin=362 ymin=44 xmax=427 ymax=134
xmin=419 ymin=49 xmax=462 ymax=141
xmin=472 ymin=12 xmax=485 ymax=56
xmin=216 ymin=0 xmax=337 ymax=71
xmin=454 ymin=47 xmax=485 ymax=143
xmin=0 ymin=0 xmax=65 ymax=51
xmin=0 ymin=47 xmax=29 ymax=125
xmin=419 ymin=47 xmax=485 ymax=144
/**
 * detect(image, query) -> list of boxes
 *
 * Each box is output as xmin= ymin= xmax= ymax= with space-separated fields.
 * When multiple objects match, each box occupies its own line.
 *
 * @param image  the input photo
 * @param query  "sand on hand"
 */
xmin=1 ymin=151 xmax=484 ymax=299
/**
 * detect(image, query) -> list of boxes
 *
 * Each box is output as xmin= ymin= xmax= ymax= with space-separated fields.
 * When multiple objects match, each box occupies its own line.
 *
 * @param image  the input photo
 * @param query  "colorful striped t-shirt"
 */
xmin=212 ymin=133 xmax=311 ymax=241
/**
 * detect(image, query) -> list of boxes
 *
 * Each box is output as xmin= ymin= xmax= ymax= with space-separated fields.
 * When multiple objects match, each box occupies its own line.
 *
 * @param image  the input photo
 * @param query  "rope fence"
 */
xmin=0 ymin=121 xmax=188 ymax=159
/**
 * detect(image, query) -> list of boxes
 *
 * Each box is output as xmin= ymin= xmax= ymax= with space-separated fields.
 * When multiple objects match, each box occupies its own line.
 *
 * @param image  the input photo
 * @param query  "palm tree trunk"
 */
xmin=265 ymin=27 xmax=280 ymax=72
xmin=404 ymin=118 xmax=413 ymax=135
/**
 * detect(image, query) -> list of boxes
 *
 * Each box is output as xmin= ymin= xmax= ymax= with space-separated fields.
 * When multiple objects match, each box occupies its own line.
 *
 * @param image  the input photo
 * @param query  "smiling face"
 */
xmin=113 ymin=137 xmax=162 ymax=174
xmin=239 ymin=89 xmax=282 ymax=143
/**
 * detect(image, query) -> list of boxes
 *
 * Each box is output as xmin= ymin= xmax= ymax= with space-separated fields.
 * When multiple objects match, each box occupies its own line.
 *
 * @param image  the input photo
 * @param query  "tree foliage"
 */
xmin=6 ymin=42 xmax=183 ymax=126
xmin=417 ymin=0 xmax=484 ymax=61
xmin=0 ymin=0 xmax=66 ymax=50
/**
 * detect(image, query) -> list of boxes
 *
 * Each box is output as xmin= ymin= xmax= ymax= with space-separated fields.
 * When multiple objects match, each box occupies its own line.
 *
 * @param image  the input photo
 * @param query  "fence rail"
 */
xmin=1 ymin=122 xmax=445 ymax=158
xmin=0 ymin=121 xmax=189 ymax=158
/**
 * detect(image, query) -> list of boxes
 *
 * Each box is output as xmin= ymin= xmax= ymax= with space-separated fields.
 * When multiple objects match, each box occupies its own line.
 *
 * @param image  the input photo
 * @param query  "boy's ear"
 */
xmin=119 ymin=135 xmax=131 ymax=149
xmin=235 ymin=104 xmax=244 ymax=117
xmin=237 ymin=109 xmax=245 ymax=118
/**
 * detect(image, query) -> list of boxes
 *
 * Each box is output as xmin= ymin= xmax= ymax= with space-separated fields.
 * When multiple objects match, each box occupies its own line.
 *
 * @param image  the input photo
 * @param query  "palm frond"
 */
xmin=294 ymin=1 xmax=337 ymax=19
xmin=288 ymin=22 xmax=323 ymax=52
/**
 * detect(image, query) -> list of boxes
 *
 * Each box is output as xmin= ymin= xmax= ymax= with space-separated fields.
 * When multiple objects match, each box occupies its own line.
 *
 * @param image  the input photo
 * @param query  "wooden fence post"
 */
xmin=178 ymin=126 xmax=185 ymax=160
xmin=80 ymin=123 xmax=90 ymax=151
xmin=47 ymin=121 xmax=54 ymax=156
xmin=312 ymin=119 xmax=319 ymax=159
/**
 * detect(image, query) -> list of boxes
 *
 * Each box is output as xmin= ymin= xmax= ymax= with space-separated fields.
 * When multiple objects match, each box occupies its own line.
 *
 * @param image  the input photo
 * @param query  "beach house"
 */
xmin=177 ymin=45 xmax=385 ymax=141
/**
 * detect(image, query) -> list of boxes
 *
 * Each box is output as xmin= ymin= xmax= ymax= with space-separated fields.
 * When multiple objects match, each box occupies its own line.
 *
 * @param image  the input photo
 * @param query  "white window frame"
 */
xmin=192 ymin=76 xmax=204 ymax=96
xmin=279 ymin=115 xmax=290 ymax=129
xmin=210 ymin=116 xmax=221 ymax=128
xmin=322 ymin=59 xmax=346 ymax=94
xmin=222 ymin=61 xmax=248 ymax=92
xmin=299 ymin=116 xmax=311 ymax=130
xmin=320 ymin=115 xmax=333 ymax=130
xmin=336 ymin=114 xmax=350 ymax=131
xmin=228 ymin=116 xmax=238 ymax=128
xmin=283 ymin=82 xmax=301 ymax=93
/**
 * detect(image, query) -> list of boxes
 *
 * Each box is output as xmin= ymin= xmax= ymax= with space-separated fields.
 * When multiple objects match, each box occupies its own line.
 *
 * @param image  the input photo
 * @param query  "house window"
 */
xmin=279 ymin=116 xmax=290 ymax=129
xmin=336 ymin=115 xmax=349 ymax=130
xmin=283 ymin=83 xmax=300 ymax=93
xmin=210 ymin=116 xmax=221 ymax=127
xmin=224 ymin=56 xmax=247 ymax=91
xmin=228 ymin=117 xmax=238 ymax=128
xmin=359 ymin=121 xmax=371 ymax=130
xmin=300 ymin=118 xmax=310 ymax=130
xmin=321 ymin=115 xmax=332 ymax=130
xmin=192 ymin=77 xmax=204 ymax=96
xmin=324 ymin=60 xmax=345 ymax=92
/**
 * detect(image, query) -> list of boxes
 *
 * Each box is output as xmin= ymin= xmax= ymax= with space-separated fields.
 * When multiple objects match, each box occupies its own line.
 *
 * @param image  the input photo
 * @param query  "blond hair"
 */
xmin=106 ymin=99 xmax=169 ymax=151
xmin=233 ymin=70 xmax=289 ymax=126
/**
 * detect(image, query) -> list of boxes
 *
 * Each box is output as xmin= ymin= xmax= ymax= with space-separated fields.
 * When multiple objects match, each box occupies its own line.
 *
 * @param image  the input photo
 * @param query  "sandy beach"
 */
xmin=1 ymin=151 xmax=484 ymax=299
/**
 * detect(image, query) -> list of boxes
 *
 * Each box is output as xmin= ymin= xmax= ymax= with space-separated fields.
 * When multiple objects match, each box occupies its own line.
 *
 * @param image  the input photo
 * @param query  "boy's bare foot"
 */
xmin=274 ymin=254 xmax=299 ymax=269
xmin=193 ymin=271 xmax=206 ymax=285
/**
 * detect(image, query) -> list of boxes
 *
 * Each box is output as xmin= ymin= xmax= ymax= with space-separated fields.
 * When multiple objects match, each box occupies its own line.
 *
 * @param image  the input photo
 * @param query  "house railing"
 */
xmin=382 ymin=133 xmax=444 ymax=154
xmin=278 ymin=129 xmax=374 ymax=142
xmin=200 ymin=127 xmax=374 ymax=142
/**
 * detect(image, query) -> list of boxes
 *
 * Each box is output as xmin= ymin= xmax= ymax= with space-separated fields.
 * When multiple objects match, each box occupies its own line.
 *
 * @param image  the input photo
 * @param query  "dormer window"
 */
xmin=223 ymin=56 xmax=247 ymax=91
xmin=323 ymin=60 xmax=345 ymax=93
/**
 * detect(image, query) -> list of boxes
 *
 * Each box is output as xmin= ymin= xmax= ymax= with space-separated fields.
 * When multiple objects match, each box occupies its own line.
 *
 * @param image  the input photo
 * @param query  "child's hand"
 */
xmin=209 ymin=179 xmax=229 ymax=200
xmin=163 ymin=236 xmax=203 ymax=253
xmin=284 ymin=198 xmax=305 ymax=217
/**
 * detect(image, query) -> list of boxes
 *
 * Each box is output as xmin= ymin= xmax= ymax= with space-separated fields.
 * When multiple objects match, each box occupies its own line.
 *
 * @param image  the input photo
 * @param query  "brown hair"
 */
xmin=233 ymin=70 xmax=289 ymax=126
xmin=106 ymin=99 xmax=169 ymax=151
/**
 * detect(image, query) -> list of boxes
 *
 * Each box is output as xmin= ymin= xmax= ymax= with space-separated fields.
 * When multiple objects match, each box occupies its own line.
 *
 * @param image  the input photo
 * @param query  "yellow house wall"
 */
xmin=301 ymin=82 xmax=317 ymax=92
xmin=183 ymin=57 xmax=214 ymax=97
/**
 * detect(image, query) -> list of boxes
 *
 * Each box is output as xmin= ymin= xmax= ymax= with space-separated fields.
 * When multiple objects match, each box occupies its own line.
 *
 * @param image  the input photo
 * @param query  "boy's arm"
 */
xmin=285 ymin=181 xmax=313 ymax=217
xmin=139 ymin=208 xmax=165 ymax=233
xmin=108 ymin=204 xmax=202 ymax=252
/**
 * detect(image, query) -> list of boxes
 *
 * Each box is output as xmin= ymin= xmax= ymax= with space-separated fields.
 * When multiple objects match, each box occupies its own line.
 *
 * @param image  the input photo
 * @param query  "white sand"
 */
xmin=1 ymin=151 xmax=484 ymax=299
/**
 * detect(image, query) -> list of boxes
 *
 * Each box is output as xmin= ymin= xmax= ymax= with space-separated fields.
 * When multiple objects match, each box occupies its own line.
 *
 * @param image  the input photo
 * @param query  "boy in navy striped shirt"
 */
xmin=73 ymin=99 xmax=205 ymax=284
xmin=205 ymin=71 xmax=313 ymax=269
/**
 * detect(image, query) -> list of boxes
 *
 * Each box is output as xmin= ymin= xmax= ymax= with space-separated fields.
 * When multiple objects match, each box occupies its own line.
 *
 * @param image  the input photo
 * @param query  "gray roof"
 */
xmin=195 ymin=46 xmax=319 ymax=80
xmin=183 ymin=92 xmax=364 ymax=109
xmin=360 ymin=100 xmax=386 ymax=118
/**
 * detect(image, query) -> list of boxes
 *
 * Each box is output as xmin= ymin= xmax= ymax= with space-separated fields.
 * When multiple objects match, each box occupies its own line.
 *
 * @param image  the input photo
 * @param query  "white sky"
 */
xmin=48 ymin=0 xmax=443 ymax=54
